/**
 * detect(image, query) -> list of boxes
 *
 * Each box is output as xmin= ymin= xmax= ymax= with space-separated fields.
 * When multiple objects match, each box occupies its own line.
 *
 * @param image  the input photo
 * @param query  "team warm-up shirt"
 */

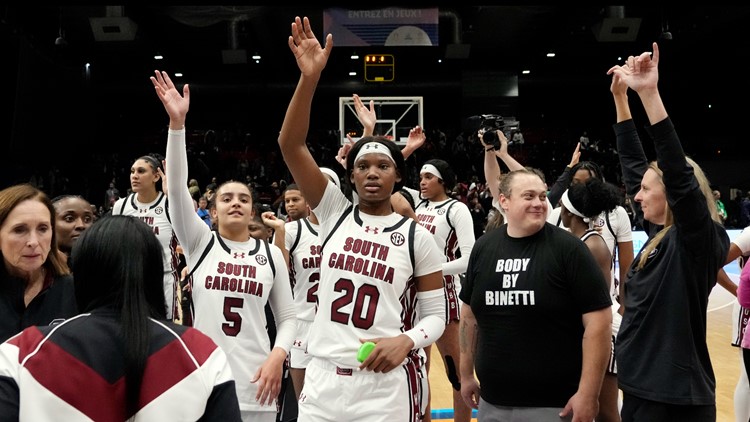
xmin=166 ymin=128 xmax=296 ymax=412
xmin=113 ymin=192 xmax=180 ymax=319
xmin=309 ymin=182 xmax=444 ymax=369
xmin=283 ymin=218 xmax=321 ymax=322
xmin=460 ymin=223 xmax=611 ymax=407
xmin=0 ymin=311 xmax=240 ymax=421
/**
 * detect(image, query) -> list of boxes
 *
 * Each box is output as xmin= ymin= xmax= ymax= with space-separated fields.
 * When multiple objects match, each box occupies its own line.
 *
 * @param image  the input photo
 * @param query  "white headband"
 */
xmin=319 ymin=167 xmax=341 ymax=189
xmin=420 ymin=164 xmax=443 ymax=180
xmin=354 ymin=142 xmax=395 ymax=164
xmin=560 ymin=190 xmax=586 ymax=219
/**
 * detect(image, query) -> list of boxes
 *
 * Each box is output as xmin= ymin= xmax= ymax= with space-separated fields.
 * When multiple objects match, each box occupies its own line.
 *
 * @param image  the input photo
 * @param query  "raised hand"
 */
xmin=497 ymin=130 xmax=509 ymax=156
xmin=568 ymin=142 xmax=581 ymax=168
xmin=607 ymin=42 xmax=659 ymax=94
xmin=401 ymin=125 xmax=426 ymax=160
xmin=287 ymin=16 xmax=333 ymax=77
xmin=609 ymin=68 xmax=629 ymax=97
xmin=260 ymin=211 xmax=285 ymax=231
xmin=150 ymin=70 xmax=189 ymax=128
xmin=353 ymin=94 xmax=376 ymax=136
xmin=336 ymin=136 xmax=356 ymax=170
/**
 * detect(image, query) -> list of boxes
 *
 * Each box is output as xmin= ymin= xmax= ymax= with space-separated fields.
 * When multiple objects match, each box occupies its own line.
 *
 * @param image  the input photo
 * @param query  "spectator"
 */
xmin=196 ymin=195 xmax=212 ymax=228
xmin=188 ymin=178 xmax=202 ymax=201
xmin=714 ymin=190 xmax=727 ymax=225
xmin=103 ymin=181 xmax=120 ymax=212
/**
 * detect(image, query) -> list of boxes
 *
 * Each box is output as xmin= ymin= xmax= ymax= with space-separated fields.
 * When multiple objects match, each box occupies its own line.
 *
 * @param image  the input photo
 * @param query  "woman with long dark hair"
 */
xmin=0 ymin=215 xmax=241 ymax=420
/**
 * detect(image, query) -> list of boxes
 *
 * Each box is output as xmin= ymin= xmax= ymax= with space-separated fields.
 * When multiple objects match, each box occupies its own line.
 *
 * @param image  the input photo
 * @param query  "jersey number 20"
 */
xmin=330 ymin=278 xmax=380 ymax=329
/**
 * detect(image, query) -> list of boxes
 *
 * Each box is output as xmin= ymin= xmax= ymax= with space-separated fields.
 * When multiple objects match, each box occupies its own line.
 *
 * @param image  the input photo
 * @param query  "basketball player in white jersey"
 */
xmin=545 ymin=159 xmax=634 ymax=310
xmin=264 ymin=179 xmax=338 ymax=400
xmin=401 ymin=158 xmax=475 ymax=422
xmin=278 ymin=16 xmax=447 ymax=422
xmin=112 ymin=153 xmax=180 ymax=320
xmin=152 ymin=69 xmax=296 ymax=422
xmin=559 ymin=178 xmax=623 ymax=422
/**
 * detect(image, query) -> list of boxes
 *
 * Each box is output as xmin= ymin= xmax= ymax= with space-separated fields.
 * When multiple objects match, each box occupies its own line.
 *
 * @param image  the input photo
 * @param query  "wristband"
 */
xmin=485 ymin=147 xmax=495 ymax=152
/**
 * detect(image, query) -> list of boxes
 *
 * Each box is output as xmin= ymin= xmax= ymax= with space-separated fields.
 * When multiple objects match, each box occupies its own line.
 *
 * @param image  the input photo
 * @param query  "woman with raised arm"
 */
xmin=152 ymin=70 xmax=296 ymax=422
xmin=609 ymin=42 xmax=728 ymax=421
xmin=278 ymin=16 xmax=446 ymax=422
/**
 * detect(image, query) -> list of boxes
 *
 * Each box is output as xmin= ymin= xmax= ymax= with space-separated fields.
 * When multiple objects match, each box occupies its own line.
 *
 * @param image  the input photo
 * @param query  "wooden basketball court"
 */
xmin=427 ymin=262 xmax=743 ymax=421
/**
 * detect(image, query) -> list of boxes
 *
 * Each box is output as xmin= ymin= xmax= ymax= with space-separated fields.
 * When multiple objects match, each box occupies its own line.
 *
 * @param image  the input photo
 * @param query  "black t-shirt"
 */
xmin=460 ymin=223 xmax=611 ymax=407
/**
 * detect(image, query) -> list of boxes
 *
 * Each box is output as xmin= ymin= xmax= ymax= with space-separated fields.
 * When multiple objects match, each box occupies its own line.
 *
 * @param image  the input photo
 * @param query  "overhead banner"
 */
xmin=323 ymin=7 xmax=439 ymax=46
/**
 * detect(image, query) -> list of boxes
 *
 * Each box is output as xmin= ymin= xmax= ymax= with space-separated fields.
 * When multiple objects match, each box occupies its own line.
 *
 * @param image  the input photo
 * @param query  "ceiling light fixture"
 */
xmin=54 ymin=7 xmax=67 ymax=46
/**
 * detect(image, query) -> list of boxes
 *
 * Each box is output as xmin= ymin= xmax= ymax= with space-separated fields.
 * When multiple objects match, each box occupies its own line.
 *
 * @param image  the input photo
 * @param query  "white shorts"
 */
xmin=611 ymin=305 xmax=622 ymax=336
xmin=241 ymin=410 xmax=275 ymax=422
xmin=298 ymin=356 xmax=426 ymax=422
xmin=290 ymin=319 xmax=313 ymax=369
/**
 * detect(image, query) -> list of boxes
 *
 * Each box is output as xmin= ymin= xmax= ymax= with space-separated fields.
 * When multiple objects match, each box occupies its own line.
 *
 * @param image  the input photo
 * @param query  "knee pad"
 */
xmin=444 ymin=355 xmax=461 ymax=391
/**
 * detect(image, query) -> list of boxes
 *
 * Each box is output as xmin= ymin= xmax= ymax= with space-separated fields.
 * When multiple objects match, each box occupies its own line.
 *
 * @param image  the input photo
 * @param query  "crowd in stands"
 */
xmin=17 ymin=123 xmax=748 ymax=233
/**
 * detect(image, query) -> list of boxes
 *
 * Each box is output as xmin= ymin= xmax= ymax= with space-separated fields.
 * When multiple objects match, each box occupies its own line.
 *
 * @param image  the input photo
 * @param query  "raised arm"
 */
xmin=277 ymin=16 xmax=333 ymax=209
xmin=492 ymin=130 xmax=524 ymax=172
xmin=546 ymin=142 xmax=580 ymax=206
xmin=152 ymin=70 xmax=211 ymax=256
xmin=609 ymin=60 xmax=648 ymax=233
xmin=353 ymin=93 xmax=377 ymax=137
xmin=401 ymin=125 xmax=426 ymax=160
xmin=608 ymin=43 xmax=667 ymax=125
xmin=480 ymin=133 xmax=503 ymax=204
xmin=609 ymin=42 xmax=726 ymax=256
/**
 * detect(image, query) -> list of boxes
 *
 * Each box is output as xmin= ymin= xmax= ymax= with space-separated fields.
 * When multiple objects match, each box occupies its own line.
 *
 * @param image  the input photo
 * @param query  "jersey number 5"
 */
xmin=330 ymin=278 xmax=380 ymax=329
xmin=223 ymin=297 xmax=244 ymax=336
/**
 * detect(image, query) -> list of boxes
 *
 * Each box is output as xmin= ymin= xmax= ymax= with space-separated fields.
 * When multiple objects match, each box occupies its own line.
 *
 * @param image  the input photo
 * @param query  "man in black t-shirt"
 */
xmin=458 ymin=168 xmax=612 ymax=421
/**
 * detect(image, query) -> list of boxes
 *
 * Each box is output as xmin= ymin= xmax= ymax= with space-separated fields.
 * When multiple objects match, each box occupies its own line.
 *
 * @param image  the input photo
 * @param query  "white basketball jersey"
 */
xmin=113 ymin=192 xmax=180 ymax=319
xmin=284 ymin=218 xmax=322 ymax=322
xmin=309 ymin=205 xmax=432 ymax=368
xmin=187 ymin=232 xmax=279 ymax=411
xmin=415 ymin=198 xmax=460 ymax=261
xmin=548 ymin=205 xmax=633 ymax=300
